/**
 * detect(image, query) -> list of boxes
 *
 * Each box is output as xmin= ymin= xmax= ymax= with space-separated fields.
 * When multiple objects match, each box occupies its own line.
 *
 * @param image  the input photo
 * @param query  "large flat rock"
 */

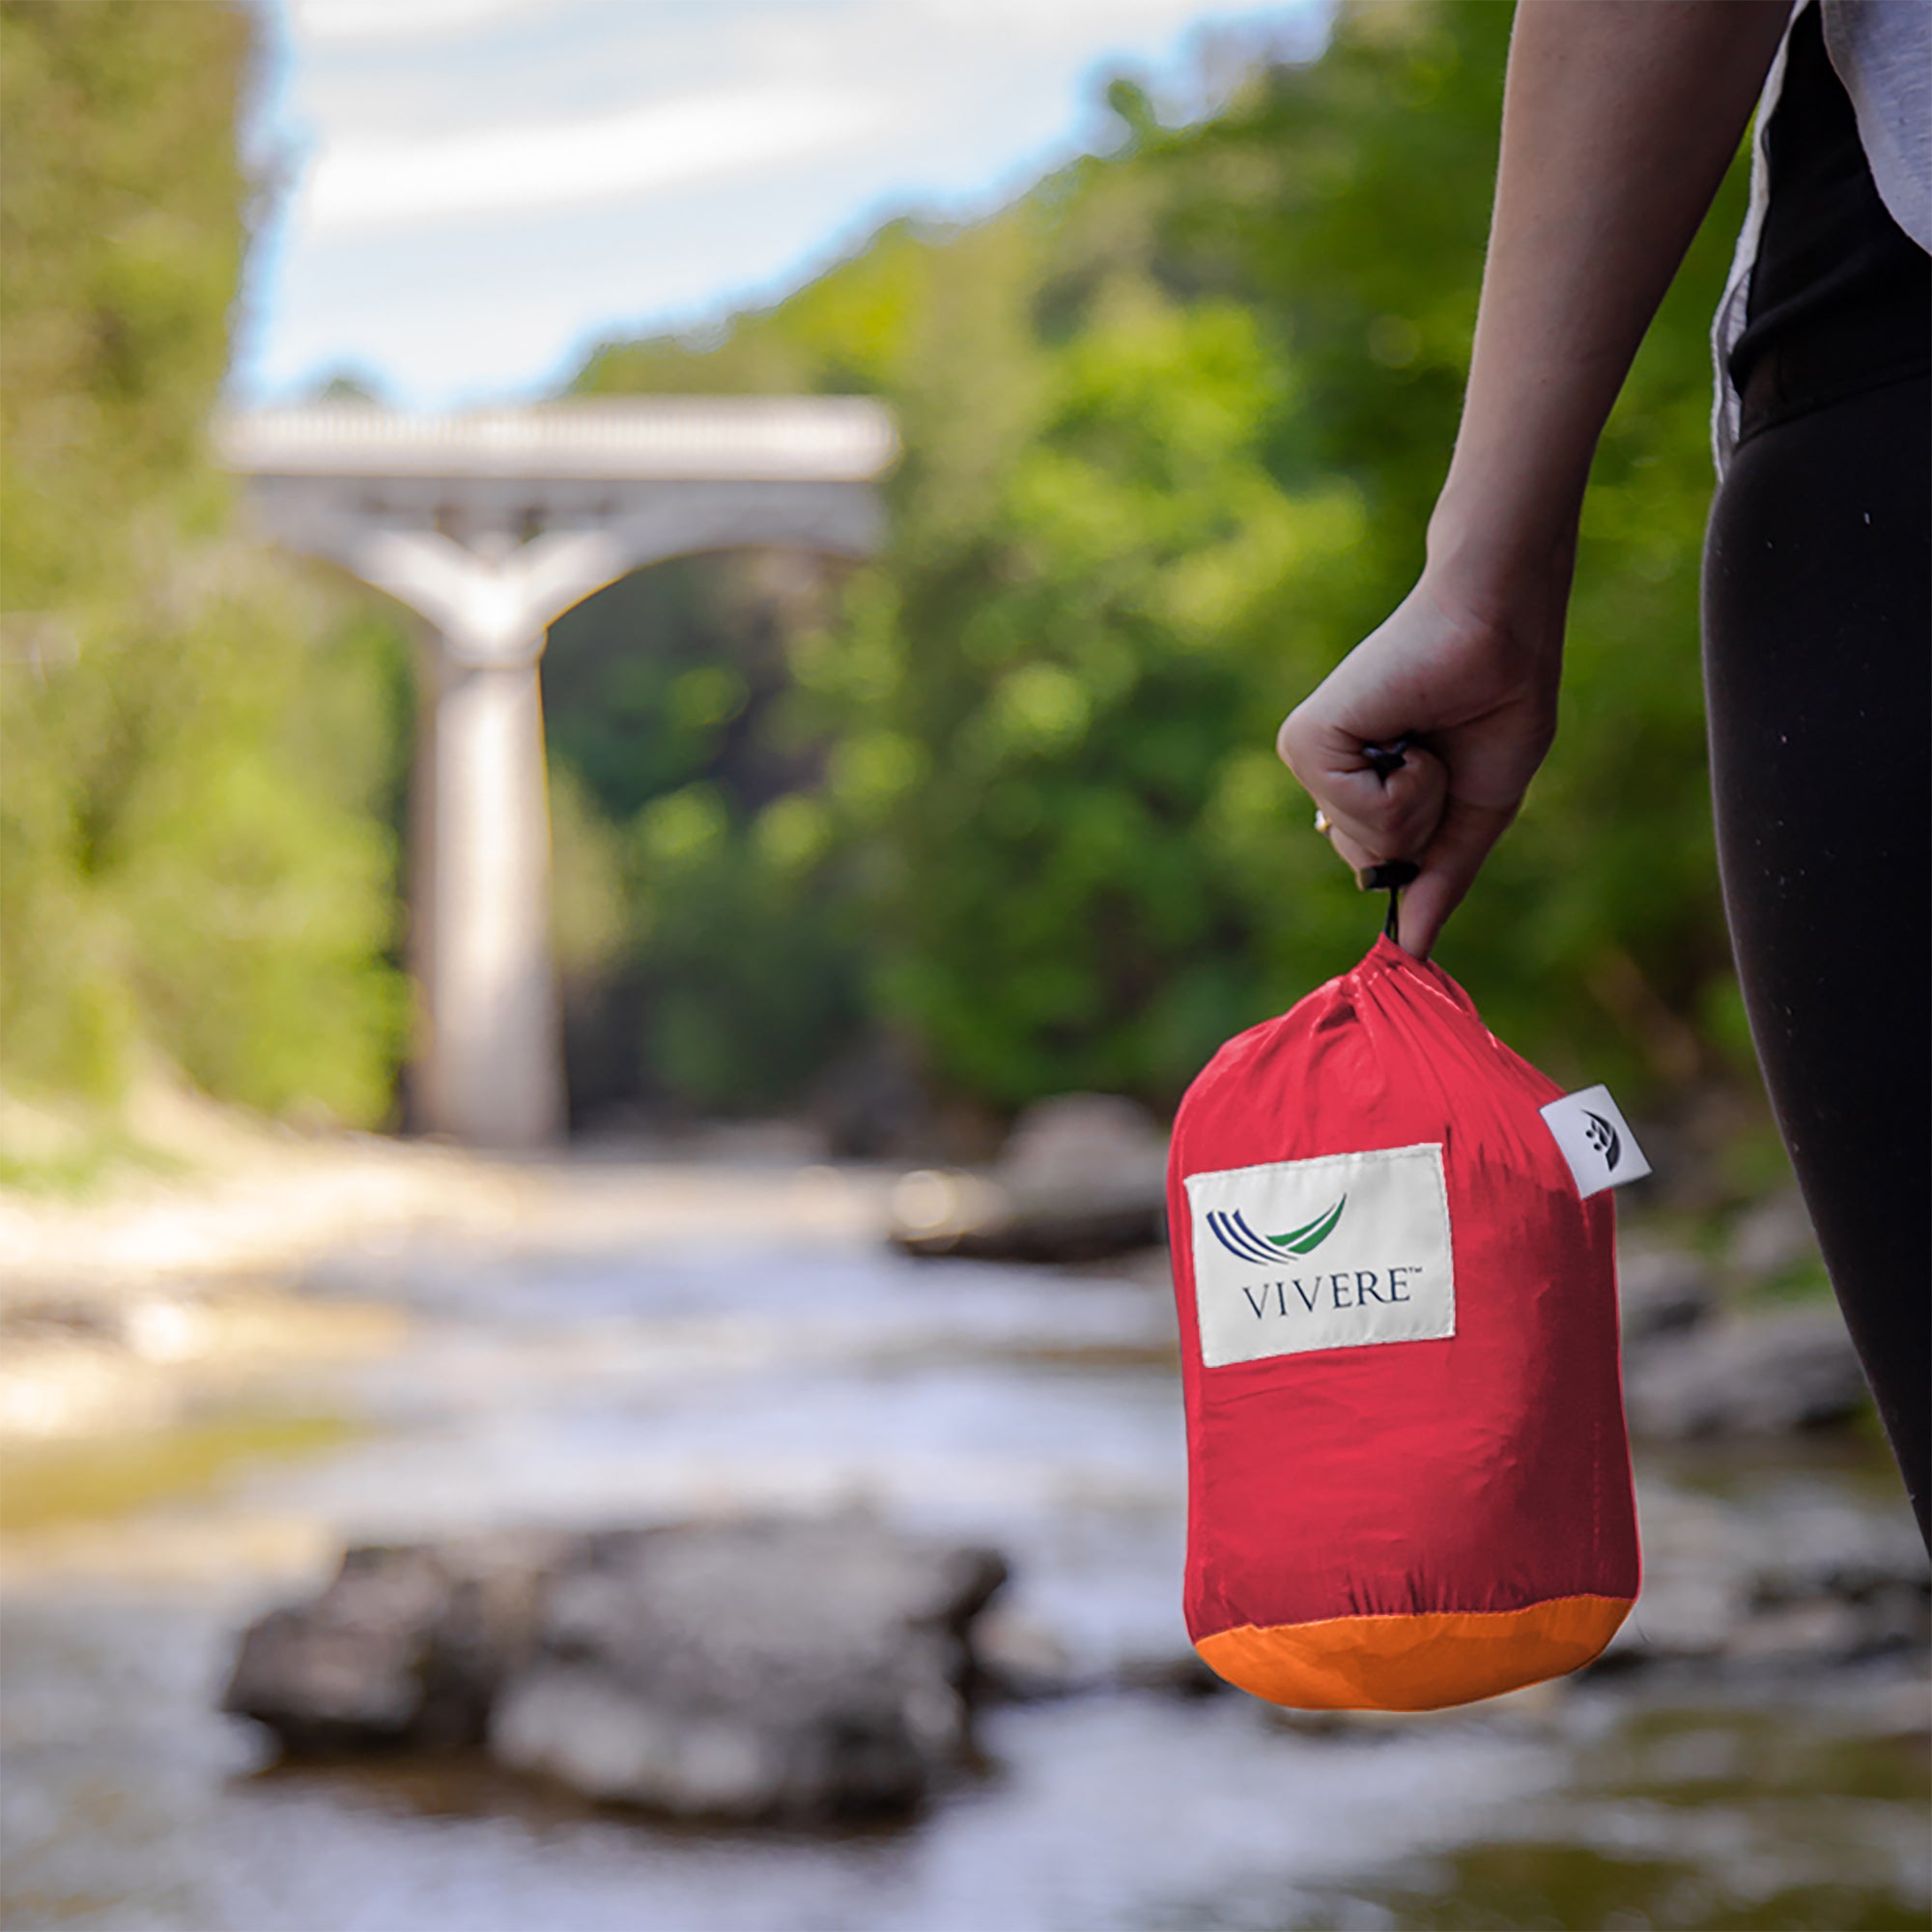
xmin=492 ymin=1520 xmax=1005 ymax=1822
xmin=224 ymin=1517 xmax=1007 ymax=1825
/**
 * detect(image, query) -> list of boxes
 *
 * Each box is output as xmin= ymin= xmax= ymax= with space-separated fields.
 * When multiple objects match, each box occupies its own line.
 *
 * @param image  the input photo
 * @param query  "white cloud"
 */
xmin=291 ymin=0 xmax=556 ymax=46
xmin=302 ymin=79 xmax=888 ymax=235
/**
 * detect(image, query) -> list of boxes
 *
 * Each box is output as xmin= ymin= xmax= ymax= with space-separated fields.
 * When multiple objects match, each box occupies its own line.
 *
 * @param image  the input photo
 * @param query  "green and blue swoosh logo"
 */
xmin=1208 ymin=1194 xmax=1347 ymax=1265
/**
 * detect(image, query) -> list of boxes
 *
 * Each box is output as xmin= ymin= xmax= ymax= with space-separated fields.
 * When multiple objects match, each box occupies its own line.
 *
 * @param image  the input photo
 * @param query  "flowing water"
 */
xmin=2 ymin=1162 xmax=1925 ymax=1931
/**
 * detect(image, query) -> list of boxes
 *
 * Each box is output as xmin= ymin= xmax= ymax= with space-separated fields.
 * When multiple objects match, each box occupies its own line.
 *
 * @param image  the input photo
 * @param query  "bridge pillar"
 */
xmin=412 ymin=628 xmax=564 ymax=1147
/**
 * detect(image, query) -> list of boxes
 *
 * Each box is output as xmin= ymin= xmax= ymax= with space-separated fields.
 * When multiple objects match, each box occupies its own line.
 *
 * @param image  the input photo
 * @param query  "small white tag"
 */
xmin=1540 ymin=1085 xmax=1651 ymax=1198
xmin=1184 ymin=1143 xmax=1455 ymax=1369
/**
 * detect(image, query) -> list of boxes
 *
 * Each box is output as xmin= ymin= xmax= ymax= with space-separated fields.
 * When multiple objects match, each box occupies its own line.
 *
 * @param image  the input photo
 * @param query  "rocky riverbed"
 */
xmin=1 ymin=1120 xmax=1925 ymax=1930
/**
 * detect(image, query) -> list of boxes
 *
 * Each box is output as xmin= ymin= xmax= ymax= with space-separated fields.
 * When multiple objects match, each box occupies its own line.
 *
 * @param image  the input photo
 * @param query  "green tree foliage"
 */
xmin=545 ymin=554 xmax=867 ymax=1115
xmin=0 ymin=0 xmax=408 ymax=1122
xmin=570 ymin=0 xmax=1752 ymax=1117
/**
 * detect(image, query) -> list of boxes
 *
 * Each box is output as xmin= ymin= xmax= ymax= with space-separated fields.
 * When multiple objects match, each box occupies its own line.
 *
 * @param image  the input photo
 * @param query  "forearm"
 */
xmin=1428 ymin=0 xmax=1791 ymax=609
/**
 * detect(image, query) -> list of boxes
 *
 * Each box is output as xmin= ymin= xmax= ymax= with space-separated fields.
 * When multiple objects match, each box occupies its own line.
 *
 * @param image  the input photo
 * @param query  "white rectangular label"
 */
xmin=1183 ymin=1143 xmax=1455 ymax=1369
xmin=1539 ymin=1085 xmax=1651 ymax=1199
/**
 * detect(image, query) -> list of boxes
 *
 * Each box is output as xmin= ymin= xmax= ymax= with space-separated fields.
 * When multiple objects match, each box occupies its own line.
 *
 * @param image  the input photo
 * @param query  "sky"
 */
xmin=240 ymin=0 xmax=1325 ymax=412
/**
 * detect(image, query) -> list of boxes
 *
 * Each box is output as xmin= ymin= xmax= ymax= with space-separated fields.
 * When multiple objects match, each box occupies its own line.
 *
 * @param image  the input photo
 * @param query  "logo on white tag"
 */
xmin=1184 ymin=1143 xmax=1455 ymax=1369
xmin=1540 ymin=1085 xmax=1651 ymax=1198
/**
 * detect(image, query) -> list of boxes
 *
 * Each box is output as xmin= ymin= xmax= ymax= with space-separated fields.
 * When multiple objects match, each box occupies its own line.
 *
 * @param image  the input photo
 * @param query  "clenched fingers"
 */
xmin=1279 ymin=710 xmax=1450 ymax=874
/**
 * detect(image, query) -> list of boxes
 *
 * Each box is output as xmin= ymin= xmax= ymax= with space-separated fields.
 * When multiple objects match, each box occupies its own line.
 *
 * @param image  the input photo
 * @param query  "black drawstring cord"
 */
xmin=1363 ymin=860 xmax=1419 ymax=939
xmin=1357 ymin=736 xmax=1420 ymax=945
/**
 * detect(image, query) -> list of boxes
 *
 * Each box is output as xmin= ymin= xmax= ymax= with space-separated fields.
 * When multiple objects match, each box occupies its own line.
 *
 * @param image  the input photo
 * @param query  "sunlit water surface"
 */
xmin=3 ymin=1206 xmax=1925 ymax=1930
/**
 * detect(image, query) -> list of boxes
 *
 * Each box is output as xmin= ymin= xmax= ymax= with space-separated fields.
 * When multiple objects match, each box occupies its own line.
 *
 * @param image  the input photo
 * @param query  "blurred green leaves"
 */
xmin=564 ymin=0 xmax=1755 ymax=1120
xmin=0 ymin=1 xmax=409 ymax=1123
xmin=543 ymin=554 xmax=868 ymax=1116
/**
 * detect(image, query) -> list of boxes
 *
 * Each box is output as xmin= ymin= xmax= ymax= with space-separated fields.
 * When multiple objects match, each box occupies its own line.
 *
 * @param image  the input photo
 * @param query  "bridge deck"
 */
xmin=217 ymin=399 xmax=897 ymax=483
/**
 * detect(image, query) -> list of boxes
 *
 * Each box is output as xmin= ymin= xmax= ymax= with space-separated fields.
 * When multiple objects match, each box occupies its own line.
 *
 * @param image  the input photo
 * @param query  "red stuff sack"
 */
xmin=1166 ymin=933 xmax=1640 ymax=1710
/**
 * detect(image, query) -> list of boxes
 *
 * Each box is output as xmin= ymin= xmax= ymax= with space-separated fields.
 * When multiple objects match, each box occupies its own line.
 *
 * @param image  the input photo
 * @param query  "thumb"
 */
xmin=1390 ymin=795 xmax=1517 ymax=957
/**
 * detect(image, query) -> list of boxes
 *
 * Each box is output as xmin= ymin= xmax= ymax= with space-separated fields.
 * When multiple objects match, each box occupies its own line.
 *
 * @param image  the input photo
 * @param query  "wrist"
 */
xmin=1423 ymin=485 xmax=1581 ymax=640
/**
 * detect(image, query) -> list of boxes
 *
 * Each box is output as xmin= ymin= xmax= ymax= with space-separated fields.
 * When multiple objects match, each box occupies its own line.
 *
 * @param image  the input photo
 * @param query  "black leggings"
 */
xmin=1703 ymin=369 xmax=1931 ymax=1546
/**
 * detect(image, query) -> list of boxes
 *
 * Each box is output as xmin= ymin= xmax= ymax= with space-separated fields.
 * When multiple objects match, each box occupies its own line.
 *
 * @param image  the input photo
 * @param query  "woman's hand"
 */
xmin=1276 ymin=559 xmax=1569 ymax=957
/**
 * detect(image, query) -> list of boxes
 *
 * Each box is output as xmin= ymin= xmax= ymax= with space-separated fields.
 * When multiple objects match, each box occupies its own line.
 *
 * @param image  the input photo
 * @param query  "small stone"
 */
xmin=996 ymin=1094 xmax=1169 ymax=1198
xmin=1727 ymin=1188 xmax=1821 ymax=1283
xmin=1725 ymin=1597 xmax=1870 ymax=1665
xmin=1116 ymin=1650 xmax=1228 ymax=1698
xmin=1848 ymin=1584 xmax=1932 ymax=1656
xmin=1748 ymin=1503 xmax=1930 ymax=1606
xmin=1596 ymin=1485 xmax=1750 ymax=1668
xmin=889 ymin=1094 xmax=1170 ymax=1263
xmin=223 ymin=1531 xmax=567 ymax=1751
xmin=1617 ymin=1245 xmax=1714 ymax=1349
xmin=972 ymin=1606 xmax=1083 ymax=1702
xmin=1623 ymin=1309 xmax=1867 ymax=1439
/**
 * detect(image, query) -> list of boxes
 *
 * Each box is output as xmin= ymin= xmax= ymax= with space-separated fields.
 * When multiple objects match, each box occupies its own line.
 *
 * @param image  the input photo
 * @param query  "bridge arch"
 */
xmin=220 ymin=400 xmax=896 ymax=1146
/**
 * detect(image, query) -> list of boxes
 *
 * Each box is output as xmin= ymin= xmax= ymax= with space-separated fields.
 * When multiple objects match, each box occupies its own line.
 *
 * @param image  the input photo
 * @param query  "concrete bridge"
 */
xmin=219 ymin=399 xmax=897 ymax=1148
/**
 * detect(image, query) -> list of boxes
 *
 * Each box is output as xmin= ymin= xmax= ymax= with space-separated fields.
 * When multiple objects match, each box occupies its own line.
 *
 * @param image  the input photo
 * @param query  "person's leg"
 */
xmin=1703 ymin=371 xmax=1931 ymax=1547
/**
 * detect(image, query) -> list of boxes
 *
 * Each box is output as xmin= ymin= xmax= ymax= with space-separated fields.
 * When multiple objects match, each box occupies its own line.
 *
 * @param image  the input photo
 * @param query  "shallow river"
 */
xmin=2 ymin=1167 xmax=1925 ymax=1930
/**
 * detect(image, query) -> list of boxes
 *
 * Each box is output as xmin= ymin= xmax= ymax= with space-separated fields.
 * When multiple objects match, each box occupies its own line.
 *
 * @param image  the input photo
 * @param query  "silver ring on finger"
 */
xmin=1313 ymin=808 xmax=1334 ymax=838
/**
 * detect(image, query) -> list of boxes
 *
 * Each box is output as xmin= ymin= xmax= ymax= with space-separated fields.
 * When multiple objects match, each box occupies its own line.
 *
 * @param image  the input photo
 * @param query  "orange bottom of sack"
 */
xmin=1195 ymin=1594 xmax=1634 ymax=1711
